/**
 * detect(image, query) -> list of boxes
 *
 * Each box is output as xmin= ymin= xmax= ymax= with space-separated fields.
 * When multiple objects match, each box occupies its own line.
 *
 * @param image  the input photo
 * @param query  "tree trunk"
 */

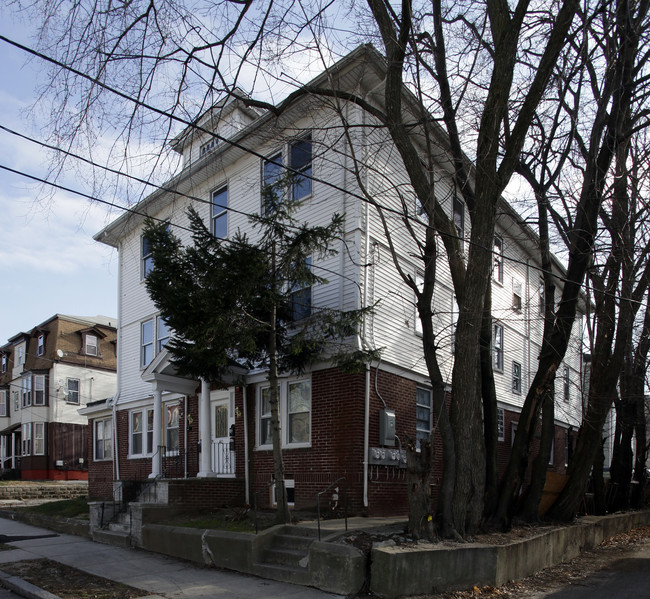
xmin=608 ymin=392 xmax=635 ymax=512
xmin=592 ymin=440 xmax=606 ymax=516
xmin=406 ymin=435 xmax=435 ymax=540
xmin=518 ymin=390 xmax=554 ymax=521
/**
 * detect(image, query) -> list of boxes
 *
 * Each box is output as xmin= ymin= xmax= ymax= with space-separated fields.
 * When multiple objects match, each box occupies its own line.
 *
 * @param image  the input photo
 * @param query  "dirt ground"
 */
xmin=0 ymin=525 xmax=649 ymax=598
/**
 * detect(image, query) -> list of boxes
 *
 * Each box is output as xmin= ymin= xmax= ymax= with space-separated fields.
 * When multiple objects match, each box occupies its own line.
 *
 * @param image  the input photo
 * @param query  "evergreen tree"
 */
xmin=144 ymin=176 xmax=375 ymax=523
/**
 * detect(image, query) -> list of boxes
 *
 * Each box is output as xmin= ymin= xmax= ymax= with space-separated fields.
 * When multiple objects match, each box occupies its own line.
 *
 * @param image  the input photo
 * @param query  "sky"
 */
xmin=0 ymin=9 xmax=119 ymax=343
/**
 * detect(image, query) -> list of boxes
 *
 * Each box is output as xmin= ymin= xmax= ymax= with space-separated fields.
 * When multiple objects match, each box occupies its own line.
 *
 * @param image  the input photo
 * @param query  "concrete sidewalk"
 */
xmin=0 ymin=517 xmax=342 ymax=599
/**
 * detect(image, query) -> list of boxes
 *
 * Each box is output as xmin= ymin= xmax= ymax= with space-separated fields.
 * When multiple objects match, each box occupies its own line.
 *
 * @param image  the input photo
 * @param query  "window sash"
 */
xmin=262 ymin=153 xmax=283 ymax=213
xmin=141 ymin=319 xmax=154 ymax=367
xmin=37 ymin=335 xmax=45 ymax=356
xmin=95 ymin=419 xmax=113 ymax=460
xmin=493 ymin=236 xmax=504 ymax=283
xmin=416 ymin=388 xmax=432 ymax=449
xmin=22 ymin=376 xmax=32 ymax=407
xmin=22 ymin=423 xmax=31 ymax=455
xmin=288 ymin=381 xmax=311 ymax=444
xmin=86 ymin=334 xmax=98 ymax=356
xmin=211 ymin=186 xmax=228 ymax=238
xmin=34 ymin=375 xmax=46 ymax=406
xmin=290 ymin=137 xmax=312 ymax=201
xmin=0 ymin=391 xmax=7 ymax=416
xmin=156 ymin=317 xmax=170 ymax=354
xmin=34 ymin=423 xmax=45 ymax=455
xmin=512 ymin=361 xmax=522 ymax=394
xmin=142 ymin=235 xmax=153 ymax=278
xmin=1 ymin=354 xmax=6 ymax=372
xmin=67 ymin=378 xmax=80 ymax=404
xmin=493 ymin=323 xmax=504 ymax=371
xmin=497 ymin=408 xmax=505 ymax=442
xmin=165 ymin=404 xmax=180 ymax=453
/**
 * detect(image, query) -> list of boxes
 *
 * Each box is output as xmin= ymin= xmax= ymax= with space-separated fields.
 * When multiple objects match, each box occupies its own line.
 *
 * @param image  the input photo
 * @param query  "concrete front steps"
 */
xmin=254 ymin=526 xmax=317 ymax=585
xmin=92 ymin=508 xmax=132 ymax=548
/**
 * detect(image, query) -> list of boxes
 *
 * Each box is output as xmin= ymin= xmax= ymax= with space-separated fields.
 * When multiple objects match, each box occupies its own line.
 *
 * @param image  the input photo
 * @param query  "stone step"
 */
xmin=263 ymin=546 xmax=309 ymax=568
xmin=108 ymin=521 xmax=130 ymax=534
xmin=251 ymin=562 xmax=311 ymax=586
xmin=92 ymin=528 xmax=131 ymax=548
xmin=272 ymin=532 xmax=315 ymax=551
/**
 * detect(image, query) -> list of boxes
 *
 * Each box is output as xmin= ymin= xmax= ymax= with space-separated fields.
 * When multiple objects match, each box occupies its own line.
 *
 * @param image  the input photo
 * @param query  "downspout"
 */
xmin=113 ymin=241 xmax=124 ymax=483
xmin=526 ymin=260 xmax=531 ymax=399
xmin=111 ymin=392 xmax=120 ymax=481
xmin=243 ymin=384 xmax=250 ymax=504
xmin=361 ymin=103 xmax=371 ymax=509
xmin=184 ymin=394 xmax=188 ymax=478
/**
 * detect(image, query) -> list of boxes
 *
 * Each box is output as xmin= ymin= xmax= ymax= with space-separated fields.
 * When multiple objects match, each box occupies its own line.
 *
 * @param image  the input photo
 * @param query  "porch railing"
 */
xmin=211 ymin=440 xmax=235 ymax=475
xmin=316 ymin=476 xmax=348 ymax=541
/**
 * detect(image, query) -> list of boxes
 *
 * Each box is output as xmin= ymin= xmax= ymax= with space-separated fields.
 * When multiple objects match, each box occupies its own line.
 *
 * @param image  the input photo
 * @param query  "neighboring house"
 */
xmin=0 ymin=314 xmax=117 ymax=480
xmin=89 ymin=45 xmax=585 ymax=514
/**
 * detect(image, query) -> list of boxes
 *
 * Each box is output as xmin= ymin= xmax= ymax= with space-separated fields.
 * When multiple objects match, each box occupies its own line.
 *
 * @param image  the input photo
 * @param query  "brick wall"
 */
xmin=166 ymin=478 xmax=245 ymax=508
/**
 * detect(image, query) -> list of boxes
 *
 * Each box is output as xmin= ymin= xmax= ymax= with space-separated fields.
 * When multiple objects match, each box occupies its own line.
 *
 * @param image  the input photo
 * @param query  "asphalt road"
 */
xmin=539 ymin=544 xmax=650 ymax=598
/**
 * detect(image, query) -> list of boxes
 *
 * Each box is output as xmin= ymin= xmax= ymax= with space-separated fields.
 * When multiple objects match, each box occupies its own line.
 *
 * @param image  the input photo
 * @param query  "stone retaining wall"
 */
xmin=0 ymin=482 xmax=88 ymax=501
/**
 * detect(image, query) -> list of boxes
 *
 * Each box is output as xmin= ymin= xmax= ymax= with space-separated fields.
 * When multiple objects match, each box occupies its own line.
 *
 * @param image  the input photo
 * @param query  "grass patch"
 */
xmin=160 ymin=508 xmax=276 ymax=533
xmin=15 ymin=497 xmax=89 ymax=519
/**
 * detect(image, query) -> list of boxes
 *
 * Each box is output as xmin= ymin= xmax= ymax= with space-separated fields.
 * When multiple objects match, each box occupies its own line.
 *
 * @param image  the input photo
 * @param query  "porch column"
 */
xmin=150 ymin=389 xmax=163 ymax=478
xmin=11 ymin=431 xmax=16 ymax=469
xmin=197 ymin=377 xmax=216 ymax=477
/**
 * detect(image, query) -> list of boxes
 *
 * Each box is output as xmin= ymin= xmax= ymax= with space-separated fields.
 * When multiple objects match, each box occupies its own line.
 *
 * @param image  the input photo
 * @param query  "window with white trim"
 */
xmin=67 ymin=378 xmax=80 ymax=404
xmin=129 ymin=408 xmax=154 ymax=457
xmin=493 ymin=236 xmax=504 ymax=283
xmin=37 ymin=334 xmax=45 ymax=356
xmin=142 ymin=234 xmax=154 ymax=278
xmin=416 ymin=388 xmax=432 ymax=450
xmin=262 ymin=152 xmax=283 ymax=214
xmin=165 ymin=403 xmax=180 ymax=454
xmin=493 ymin=322 xmax=504 ymax=372
xmin=290 ymin=258 xmax=312 ymax=321
xmin=13 ymin=391 xmax=19 ymax=412
xmin=85 ymin=334 xmax=98 ymax=356
xmin=1 ymin=354 xmax=6 ymax=373
xmin=33 ymin=422 xmax=45 ymax=455
xmin=34 ymin=375 xmax=46 ymax=406
xmin=17 ymin=345 xmax=24 ymax=366
xmin=142 ymin=319 xmax=154 ymax=367
xmin=512 ymin=361 xmax=522 ymax=394
xmin=22 ymin=423 xmax=31 ymax=455
xmin=290 ymin=135 xmax=312 ymax=201
xmin=563 ymin=366 xmax=570 ymax=403
xmin=258 ymin=379 xmax=311 ymax=448
xmin=94 ymin=418 xmax=113 ymax=460
xmin=414 ymin=273 xmax=424 ymax=336
xmin=512 ymin=279 xmax=522 ymax=312
xmin=211 ymin=186 xmax=228 ymax=238
xmin=200 ymin=137 xmax=217 ymax=156
xmin=288 ymin=381 xmax=310 ymax=444
xmin=497 ymin=407 xmax=505 ymax=442
xmin=21 ymin=375 xmax=32 ymax=407
xmin=157 ymin=317 xmax=170 ymax=354
xmin=0 ymin=390 xmax=7 ymax=416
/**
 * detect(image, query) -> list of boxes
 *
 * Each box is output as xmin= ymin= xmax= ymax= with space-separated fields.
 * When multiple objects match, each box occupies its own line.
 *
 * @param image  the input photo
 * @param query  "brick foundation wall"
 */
xmin=166 ymin=478 xmax=245 ymax=509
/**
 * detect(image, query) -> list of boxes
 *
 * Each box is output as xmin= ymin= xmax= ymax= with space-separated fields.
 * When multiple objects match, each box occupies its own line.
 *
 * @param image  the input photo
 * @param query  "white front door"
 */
xmin=211 ymin=391 xmax=235 ymax=476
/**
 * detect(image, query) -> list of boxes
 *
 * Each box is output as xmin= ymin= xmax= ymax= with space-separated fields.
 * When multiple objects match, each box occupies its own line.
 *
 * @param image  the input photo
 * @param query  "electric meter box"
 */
xmin=379 ymin=408 xmax=396 ymax=446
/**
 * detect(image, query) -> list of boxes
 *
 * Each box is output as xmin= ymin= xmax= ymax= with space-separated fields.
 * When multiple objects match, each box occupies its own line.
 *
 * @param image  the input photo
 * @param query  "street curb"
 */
xmin=0 ymin=570 xmax=61 ymax=599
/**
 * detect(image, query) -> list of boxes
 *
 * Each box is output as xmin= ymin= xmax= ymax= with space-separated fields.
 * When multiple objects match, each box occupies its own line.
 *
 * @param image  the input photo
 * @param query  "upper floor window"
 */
xmin=142 ymin=319 xmax=154 ymax=367
xmin=512 ymin=361 xmax=522 ymax=394
xmin=453 ymin=196 xmax=464 ymax=248
xmin=0 ymin=390 xmax=7 ymax=417
xmin=21 ymin=376 xmax=32 ymax=407
xmin=414 ymin=273 xmax=424 ymax=336
xmin=142 ymin=234 xmax=154 ymax=278
xmin=290 ymin=136 xmax=312 ymax=201
xmin=200 ymin=137 xmax=218 ymax=156
xmin=66 ymin=378 xmax=80 ymax=404
xmin=563 ymin=366 xmax=570 ymax=403
xmin=512 ymin=279 xmax=523 ymax=312
xmin=34 ymin=375 xmax=46 ymax=406
xmin=493 ymin=236 xmax=504 ymax=283
xmin=12 ymin=391 xmax=19 ymax=412
xmin=94 ymin=418 xmax=113 ymax=461
xmin=493 ymin=322 xmax=504 ymax=372
xmin=17 ymin=346 xmax=24 ymax=366
xmin=451 ymin=295 xmax=459 ymax=349
xmin=290 ymin=258 xmax=312 ymax=321
xmin=157 ymin=317 xmax=171 ymax=354
xmin=85 ymin=334 xmax=98 ymax=356
xmin=211 ymin=186 xmax=228 ymax=239
xmin=416 ymin=388 xmax=432 ymax=450
xmin=262 ymin=152 xmax=283 ymax=214
xmin=37 ymin=334 xmax=45 ymax=356
xmin=1 ymin=354 xmax=6 ymax=373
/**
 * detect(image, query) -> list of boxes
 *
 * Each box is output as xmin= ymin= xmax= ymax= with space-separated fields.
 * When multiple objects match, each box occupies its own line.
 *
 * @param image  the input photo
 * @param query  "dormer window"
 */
xmin=85 ymin=334 xmax=98 ymax=356
xmin=200 ymin=138 xmax=218 ymax=156
xmin=1 ymin=354 xmax=6 ymax=373
xmin=37 ymin=334 xmax=45 ymax=357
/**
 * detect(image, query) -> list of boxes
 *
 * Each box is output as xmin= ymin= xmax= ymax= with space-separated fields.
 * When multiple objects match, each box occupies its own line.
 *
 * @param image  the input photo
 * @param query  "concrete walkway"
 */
xmin=0 ymin=517 xmax=343 ymax=599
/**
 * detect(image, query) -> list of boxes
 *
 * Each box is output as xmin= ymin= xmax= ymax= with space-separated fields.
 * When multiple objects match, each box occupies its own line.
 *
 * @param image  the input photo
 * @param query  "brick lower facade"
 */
xmin=88 ymin=366 xmax=575 ymax=515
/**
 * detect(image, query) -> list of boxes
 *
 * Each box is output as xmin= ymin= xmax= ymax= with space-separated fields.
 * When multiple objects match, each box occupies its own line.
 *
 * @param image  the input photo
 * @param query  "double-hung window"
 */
xmin=493 ymin=323 xmax=504 ymax=372
xmin=493 ymin=236 xmax=504 ymax=283
xmin=290 ymin=258 xmax=312 ymax=320
xmin=141 ymin=319 xmax=154 ymax=367
xmin=142 ymin=234 xmax=154 ymax=278
xmin=0 ymin=390 xmax=7 ymax=416
xmin=85 ymin=334 xmax=98 ymax=356
xmin=1 ymin=354 xmax=6 ymax=373
xmin=497 ymin=407 xmax=505 ymax=442
xmin=512 ymin=361 xmax=522 ymax=394
xmin=563 ymin=366 xmax=570 ymax=402
xmin=67 ymin=378 xmax=80 ymax=404
xmin=512 ymin=279 xmax=522 ymax=312
xmin=258 ymin=379 xmax=311 ymax=448
xmin=290 ymin=136 xmax=312 ymax=201
xmin=130 ymin=408 xmax=154 ymax=457
xmin=22 ymin=423 xmax=31 ymax=455
xmin=262 ymin=152 xmax=283 ymax=214
xmin=211 ymin=186 xmax=228 ymax=238
xmin=157 ymin=317 xmax=170 ymax=353
xmin=95 ymin=418 xmax=113 ymax=460
xmin=21 ymin=376 xmax=32 ymax=407
xmin=37 ymin=334 xmax=45 ymax=356
xmin=34 ymin=375 xmax=46 ymax=406
xmin=17 ymin=346 xmax=24 ymax=366
xmin=33 ymin=423 xmax=45 ymax=455
xmin=416 ymin=388 xmax=432 ymax=450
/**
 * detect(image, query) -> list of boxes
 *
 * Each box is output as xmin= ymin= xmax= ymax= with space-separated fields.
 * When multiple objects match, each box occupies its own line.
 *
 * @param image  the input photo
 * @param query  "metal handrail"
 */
xmin=316 ymin=476 xmax=347 ymax=541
